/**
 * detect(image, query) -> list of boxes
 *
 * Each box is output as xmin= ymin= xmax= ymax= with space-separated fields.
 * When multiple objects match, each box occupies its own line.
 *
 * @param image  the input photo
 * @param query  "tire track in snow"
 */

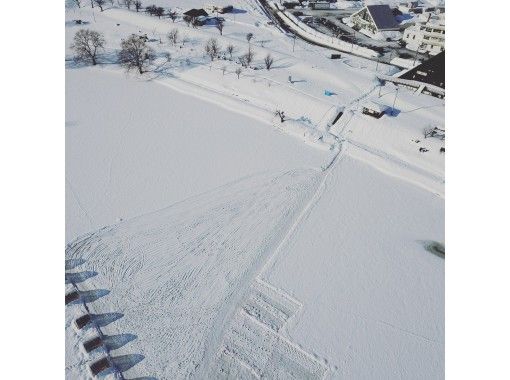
xmin=66 ymin=168 xmax=327 ymax=379
xmin=198 ymin=144 xmax=345 ymax=378
xmin=200 ymin=83 xmax=380 ymax=377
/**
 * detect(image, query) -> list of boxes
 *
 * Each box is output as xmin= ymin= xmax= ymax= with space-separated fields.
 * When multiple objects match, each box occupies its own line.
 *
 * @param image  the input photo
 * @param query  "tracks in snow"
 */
xmin=66 ymin=169 xmax=329 ymax=379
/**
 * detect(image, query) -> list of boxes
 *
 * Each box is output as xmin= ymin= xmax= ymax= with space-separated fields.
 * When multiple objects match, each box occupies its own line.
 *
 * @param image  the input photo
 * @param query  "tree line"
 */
xmin=72 ymin=29 xmax=276 ymax=75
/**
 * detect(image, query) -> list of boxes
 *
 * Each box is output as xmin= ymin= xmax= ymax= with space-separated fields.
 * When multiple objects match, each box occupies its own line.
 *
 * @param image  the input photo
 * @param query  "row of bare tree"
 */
xmin=72 ymin=0 xmax=172 ymax=16
xmin=72 ymin=30 xmax=155 ymax=74
xmin=72 ymin=29 xmax=275 ymax=74
xmin=204 ymin=38 xmax=274 ymax=70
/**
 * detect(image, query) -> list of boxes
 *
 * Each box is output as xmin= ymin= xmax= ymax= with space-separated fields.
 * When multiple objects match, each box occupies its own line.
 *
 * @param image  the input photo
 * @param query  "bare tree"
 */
xmin=205 ymin=38 xmax=220 ymax=61
xmin=275 ymin=109 xmax=285 ymax=123
xmin=235 ymin=67 xmax=242 ymax=79
xmin=90 ymin=0 xmax=94 ymax=8
xmin=264 ymin=53 xmax=274 ymax=70
xmin=246 ymin=32 xmax=253 ymax=44
xmin=122 ymin=0 xmax=133 ymax=9
xmin=183 ymin=15 xmax=192 ymax=27
xmin=226 ymin=44 xmax=234 ymax=59
xmin=167 ymin=28 xmax=179 ymax=45
xmin=134 ymin=0 xmax=142 ymax=11
xmin=240 ymin=47 xmax=254 ymax=67
xmin=71 ymin=29 xmax=105 ymax=66
xmin=146 ymin=5 xmax=156 ymax=15
xmin=423 ymin=127 xmax=435 ymax=139
xmin=94 ymin=0 xmax=106 ymax=11
xmin=216 ymin=19 xmax=224 ymax=35
xmin=168 ymin=10 xmax=177 ymax=22
xmin=154 ymin=6 xmax=165 ymax=18
xmin=73 ymin=0 xmax=82 ymax=8
xmin=118 ymin=34 xmax=156 ymax=74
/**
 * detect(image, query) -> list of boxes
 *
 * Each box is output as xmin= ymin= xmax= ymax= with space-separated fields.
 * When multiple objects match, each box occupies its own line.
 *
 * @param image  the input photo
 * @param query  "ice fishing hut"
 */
xmin=89 ymin=357 xmax=112 ymax=377
xmin=362 ymin=101 xmax=389 ymax=118
xmin=83 ymin=336 xmax=104 ymax=353
xmin=65 ymin=290 xmax=80 ymax=305
xmin=74 ymin=314 xmax=92 ymax=330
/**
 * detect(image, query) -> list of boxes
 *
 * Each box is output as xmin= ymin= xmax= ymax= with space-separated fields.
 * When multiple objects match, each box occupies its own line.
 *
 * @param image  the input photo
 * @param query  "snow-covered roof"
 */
xmin=363 ymin=100 xmax=389 ymax=113
xmin=366 ymin=5 xmax=399 ymax=30
xmin=183 ymin=8 xmax=208 ymax=17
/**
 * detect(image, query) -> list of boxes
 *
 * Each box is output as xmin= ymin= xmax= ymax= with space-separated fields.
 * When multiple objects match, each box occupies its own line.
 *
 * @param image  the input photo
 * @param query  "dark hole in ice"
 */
xmin=421 ymin=240 xmax=445 ymax=259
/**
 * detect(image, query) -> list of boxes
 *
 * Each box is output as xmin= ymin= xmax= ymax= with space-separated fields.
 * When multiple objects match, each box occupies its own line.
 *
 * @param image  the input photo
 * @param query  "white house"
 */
xmin=347 ymin=5 xmax=400 ymax=38
xmin=403 ymin=13 xmax=445 ymax=55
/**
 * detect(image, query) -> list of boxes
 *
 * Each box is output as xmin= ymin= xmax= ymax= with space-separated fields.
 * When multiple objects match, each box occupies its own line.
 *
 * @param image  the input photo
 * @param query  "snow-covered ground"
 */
xmin=66 ymin=68 xmax=329 ymax=240
xmin=66 ymin=2 xmax=444 ymax=379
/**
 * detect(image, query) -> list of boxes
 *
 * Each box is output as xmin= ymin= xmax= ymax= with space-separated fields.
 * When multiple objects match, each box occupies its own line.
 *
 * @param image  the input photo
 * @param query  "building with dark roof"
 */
xmin=183 ymin=8 xmax=208 ymax=18
xmin=349 ymin=5 xmax=400 ymax=34
xmin=400 ymin=51 xmax=445 ymax=89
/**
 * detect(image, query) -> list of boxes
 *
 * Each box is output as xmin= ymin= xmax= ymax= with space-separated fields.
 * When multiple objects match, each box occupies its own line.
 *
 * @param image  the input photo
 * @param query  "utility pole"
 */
xmin=292 ymin=35 xmax=296 ymax=52
xmin=392 ymin=87 xmax=399 ymax=115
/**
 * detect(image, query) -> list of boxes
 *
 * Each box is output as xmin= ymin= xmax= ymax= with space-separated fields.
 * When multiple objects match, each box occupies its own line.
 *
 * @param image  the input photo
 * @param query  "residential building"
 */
xmin=403 ymin=13 xmax=445 ymax=55
xmin=348 ymin=5 xmax=400 ymax=34
xmin=399 ymin=51 xmax=445 ymax=89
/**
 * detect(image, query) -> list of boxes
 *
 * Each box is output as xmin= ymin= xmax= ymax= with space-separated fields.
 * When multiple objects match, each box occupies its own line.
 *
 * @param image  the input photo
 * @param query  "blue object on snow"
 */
xmin=324 ymin=90 xmax=336 ymax=96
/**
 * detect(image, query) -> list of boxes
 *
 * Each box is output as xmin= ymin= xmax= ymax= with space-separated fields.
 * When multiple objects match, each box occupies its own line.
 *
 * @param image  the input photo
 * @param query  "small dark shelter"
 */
xmin=89 ymin=357 xmax=111 ymax=377
xmin=65 ymin=290 xmax=80 ymax=305
xmin=74 ymin=314 xmax=92 ymax=330
xmin=183 ymin=8 xmax=208 ymax=18
xmin=219 ymin=5 xmax=233 ymax=13
xmin=83 ymin=336 xmax=104 ymax=353
xmin=362 ymin=101 xmax=389 ymax=119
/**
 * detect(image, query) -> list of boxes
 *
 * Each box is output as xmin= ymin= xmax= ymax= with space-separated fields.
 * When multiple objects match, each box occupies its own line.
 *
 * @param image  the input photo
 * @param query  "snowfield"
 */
xmin=66 ymin=68 xmax=329 ymax=240
xmin=66 ymin=1 xmax=444 ymax=379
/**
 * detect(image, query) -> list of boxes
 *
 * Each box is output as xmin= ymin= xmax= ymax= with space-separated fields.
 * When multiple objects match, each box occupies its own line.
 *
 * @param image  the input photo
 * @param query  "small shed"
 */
xmin=74 ymin=314 xmax=92 ymax=330
xmin=65 ymin=290 xmax=80 ymax=305
xmin=219 ymin=5 xmax=234 ymax=13
xmin=183 ymin=8 xmax=208 ymax=18
xmin=362 ymin=101 xmax=388 ymax=118
xmin=83 ymin=336 xmax=104 ymax=353
xmin=89 ymin=357 xmax=111 ymax=377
